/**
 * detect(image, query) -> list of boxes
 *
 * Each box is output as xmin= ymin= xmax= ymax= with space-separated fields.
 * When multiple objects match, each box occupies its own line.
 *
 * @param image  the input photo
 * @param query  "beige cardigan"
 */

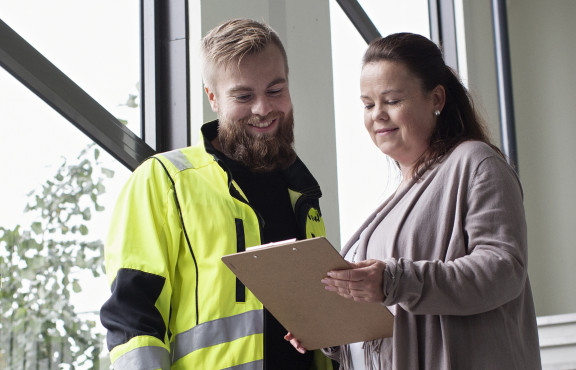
xmin=325 ymin=141 xmax=541 ymax=369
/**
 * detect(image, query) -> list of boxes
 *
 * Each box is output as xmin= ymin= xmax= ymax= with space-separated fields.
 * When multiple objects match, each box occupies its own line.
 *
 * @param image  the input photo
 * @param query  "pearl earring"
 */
xmin=434 ymin=110 xmax=441 ymax=117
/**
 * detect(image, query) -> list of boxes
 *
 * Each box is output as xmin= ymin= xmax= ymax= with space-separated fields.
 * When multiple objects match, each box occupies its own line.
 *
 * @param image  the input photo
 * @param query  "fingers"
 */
xmin=327 ymin=259 xmax=385 ymax=281
xmin=284 ymin=332 xmax=307 ymax=354
xmin=327 ymin=268 xmax=362 ymax=281
xmin=351 ymin=259 xmax=380 ymax=268
xmin=323 ymin=279 xmax=377 ymax=299
xmin=321 ymin=259 xmax=386 ymax=303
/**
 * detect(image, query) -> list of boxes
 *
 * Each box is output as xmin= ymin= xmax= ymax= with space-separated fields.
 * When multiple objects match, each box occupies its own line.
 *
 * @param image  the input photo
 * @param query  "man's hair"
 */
xmin=201 ymin=19 xmax=288 ymax=88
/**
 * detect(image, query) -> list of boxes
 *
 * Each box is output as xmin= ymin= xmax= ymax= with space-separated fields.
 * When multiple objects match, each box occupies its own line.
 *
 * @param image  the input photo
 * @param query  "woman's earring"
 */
xmin=434 ymin=110 xmax=441 ymax=117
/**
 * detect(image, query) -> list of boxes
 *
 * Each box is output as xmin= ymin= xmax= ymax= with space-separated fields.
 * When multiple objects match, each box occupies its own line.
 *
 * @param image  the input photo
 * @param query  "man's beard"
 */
xmin=217 ymin=110 xmax=296 ymax=172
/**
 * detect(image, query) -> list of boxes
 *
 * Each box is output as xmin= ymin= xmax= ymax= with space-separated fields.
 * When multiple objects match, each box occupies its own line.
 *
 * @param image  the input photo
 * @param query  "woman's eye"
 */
xmin=364 ymin=104 xmax=374 ymax=110
xmin=386 ymin=100 xmax=399 ymax=105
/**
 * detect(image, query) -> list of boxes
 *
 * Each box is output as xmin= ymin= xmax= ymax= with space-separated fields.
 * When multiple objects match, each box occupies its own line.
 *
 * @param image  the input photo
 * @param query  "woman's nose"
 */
xmin=372 ymin=105 xmax=388 ymax=121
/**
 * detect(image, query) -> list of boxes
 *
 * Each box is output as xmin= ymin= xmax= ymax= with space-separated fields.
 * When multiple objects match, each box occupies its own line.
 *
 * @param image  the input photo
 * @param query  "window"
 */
xmin=0 ymin=1 xmax=138 ymax=367
xmin=0 ymin=0 xmax=141 ymax=136
xmin=329 ymin=0 xmax=430 ymax=241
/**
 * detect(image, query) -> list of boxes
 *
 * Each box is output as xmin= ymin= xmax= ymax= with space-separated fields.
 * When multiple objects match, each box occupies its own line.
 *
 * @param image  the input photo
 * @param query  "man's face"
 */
xmin=205 ymin=44 xmax=296 ymax=171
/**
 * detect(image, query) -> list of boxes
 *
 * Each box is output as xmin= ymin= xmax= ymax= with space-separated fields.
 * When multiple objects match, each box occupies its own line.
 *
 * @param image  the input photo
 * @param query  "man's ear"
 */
xmin=205 ymin=86 xmax=218 ymax=113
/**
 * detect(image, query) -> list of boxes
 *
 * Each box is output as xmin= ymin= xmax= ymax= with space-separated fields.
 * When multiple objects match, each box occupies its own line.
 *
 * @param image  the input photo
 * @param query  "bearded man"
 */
xmin=100 ymin=19 xmax=335 ymax=370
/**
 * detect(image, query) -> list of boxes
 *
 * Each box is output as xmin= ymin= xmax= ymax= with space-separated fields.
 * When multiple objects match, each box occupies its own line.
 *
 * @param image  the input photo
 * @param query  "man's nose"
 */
xmin=251 ymin=96 xmax=273 ymax=117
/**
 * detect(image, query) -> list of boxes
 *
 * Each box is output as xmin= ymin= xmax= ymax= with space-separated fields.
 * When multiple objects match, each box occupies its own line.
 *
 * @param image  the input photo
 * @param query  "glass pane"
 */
xmin=0 ymin=67 xmax=131 ymax=368
xmin=0 ymin=0 xmax=141 ymax=136
xmin=329 ymin=0 xmax=430 ymax=241
xmin=357 ymin=0 xmax=430 ymax=37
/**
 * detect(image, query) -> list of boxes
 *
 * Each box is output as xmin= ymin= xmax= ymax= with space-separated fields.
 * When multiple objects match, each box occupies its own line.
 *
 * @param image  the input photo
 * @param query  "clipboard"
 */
xmin=221 ymin=237 xmax=394 ymax=350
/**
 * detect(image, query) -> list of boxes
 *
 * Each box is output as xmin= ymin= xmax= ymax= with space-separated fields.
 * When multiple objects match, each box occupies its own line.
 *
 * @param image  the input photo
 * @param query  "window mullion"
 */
xmin=0 ymin=18 xmax=154 ymax=171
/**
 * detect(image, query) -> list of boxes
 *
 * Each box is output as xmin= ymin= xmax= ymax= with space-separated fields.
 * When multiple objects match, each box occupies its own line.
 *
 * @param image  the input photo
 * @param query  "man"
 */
xmin=100 ymin=19 xmax=335 ymax=369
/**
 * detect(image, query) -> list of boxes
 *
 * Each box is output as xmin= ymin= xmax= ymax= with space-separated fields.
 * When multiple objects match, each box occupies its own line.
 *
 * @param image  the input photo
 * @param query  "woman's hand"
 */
xmin=284 ymin=332 xmax=307 ymax=354
xmin=321 ymin=259 xmax=386 ymax=303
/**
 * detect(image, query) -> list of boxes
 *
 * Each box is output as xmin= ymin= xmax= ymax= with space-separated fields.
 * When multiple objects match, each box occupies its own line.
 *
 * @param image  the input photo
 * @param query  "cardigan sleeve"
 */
xmin=381 ymin=153 xmax=529 ymax=316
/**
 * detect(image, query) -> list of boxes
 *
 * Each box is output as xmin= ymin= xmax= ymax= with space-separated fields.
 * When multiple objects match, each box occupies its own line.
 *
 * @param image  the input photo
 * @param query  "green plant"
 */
xmin=0 ymin=143 xmax=114 ymax=369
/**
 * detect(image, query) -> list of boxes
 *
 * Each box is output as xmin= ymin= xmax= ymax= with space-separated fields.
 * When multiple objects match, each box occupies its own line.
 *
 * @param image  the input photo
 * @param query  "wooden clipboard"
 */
xmin=221 ymin=237 xmax=394 ymax=350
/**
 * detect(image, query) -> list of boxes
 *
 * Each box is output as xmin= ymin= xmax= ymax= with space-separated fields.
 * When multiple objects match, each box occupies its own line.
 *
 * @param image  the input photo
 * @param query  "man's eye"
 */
xmin=234 ymin=95 xmax=252 ymax=102
xmin=268 ymin=89 xmax=282 ymax=96
xmin=364 ymin=104 xmax=374 ymax=110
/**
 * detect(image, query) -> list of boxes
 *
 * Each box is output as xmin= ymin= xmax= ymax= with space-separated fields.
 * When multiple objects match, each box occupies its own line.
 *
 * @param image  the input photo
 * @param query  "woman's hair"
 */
xmin=201 ymin=18 xmax=288 ymax=88
xmin=363 ymin=32 xmax=504 ymax=179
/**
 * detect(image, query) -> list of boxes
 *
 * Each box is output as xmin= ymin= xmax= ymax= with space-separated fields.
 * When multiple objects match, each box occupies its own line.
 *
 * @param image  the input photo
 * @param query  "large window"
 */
xmin=0 ymin=1 xmax=138 ymax=367
xmin=0 ymin=0 xmax=141 ymax=136
xmin=329 ymin=0 xmax=430 ymax=241
xmin=0 ymin=68 xmax=132 ymax=368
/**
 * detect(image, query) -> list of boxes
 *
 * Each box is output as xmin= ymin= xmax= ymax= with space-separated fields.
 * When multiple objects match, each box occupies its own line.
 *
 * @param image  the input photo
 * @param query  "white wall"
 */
xmin=537 ymin=313 xmax=576 ymax=369
xmin=460 ymin=0 xmax=501 ymax=145
xmin=461 ymin=0 xmax=576 ymax=317
xmin=508 ymin=0 xmax=576 ymax=317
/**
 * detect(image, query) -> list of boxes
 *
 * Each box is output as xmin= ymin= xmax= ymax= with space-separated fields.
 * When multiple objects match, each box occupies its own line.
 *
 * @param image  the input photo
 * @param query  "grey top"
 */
xmin=324 ymin=141 xmax=541 ymax=370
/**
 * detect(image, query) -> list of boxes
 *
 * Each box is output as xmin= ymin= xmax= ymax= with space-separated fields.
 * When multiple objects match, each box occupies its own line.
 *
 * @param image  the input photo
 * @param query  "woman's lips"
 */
xmin=375 ymin=127 xmax=398 ymax=135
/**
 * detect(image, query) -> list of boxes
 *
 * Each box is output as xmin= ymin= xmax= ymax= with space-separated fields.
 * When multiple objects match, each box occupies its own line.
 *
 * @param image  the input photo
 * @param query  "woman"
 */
xmin=287 ymin=33 xmax=541 ymax=369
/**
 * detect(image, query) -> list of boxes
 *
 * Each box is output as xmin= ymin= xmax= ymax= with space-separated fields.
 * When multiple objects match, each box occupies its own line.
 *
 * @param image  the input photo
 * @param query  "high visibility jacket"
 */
xmin=101 ymin=121 xmax=333 ymax=369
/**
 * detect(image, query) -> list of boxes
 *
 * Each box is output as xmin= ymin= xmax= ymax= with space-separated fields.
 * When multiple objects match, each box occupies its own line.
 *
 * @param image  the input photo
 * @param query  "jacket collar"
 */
xmin=199 ymin=120 xmax=322 ymax=199
xmin=201 ymin=119 xmax=222 ymax=159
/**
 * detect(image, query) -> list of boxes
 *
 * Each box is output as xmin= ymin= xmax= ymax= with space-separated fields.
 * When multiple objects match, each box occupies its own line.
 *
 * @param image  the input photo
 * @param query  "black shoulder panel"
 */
xmin=100 ymin=268 xmax=166 ymax=350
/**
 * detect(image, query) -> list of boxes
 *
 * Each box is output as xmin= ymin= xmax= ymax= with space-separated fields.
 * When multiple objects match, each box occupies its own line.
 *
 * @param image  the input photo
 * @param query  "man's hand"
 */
xmin=284 ymin=332 xmax=307 ymax=354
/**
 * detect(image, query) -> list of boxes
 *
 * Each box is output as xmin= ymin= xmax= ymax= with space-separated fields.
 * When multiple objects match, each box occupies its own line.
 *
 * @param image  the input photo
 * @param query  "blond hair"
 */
xmin=201 ymin=19 xmax=288 ymax=87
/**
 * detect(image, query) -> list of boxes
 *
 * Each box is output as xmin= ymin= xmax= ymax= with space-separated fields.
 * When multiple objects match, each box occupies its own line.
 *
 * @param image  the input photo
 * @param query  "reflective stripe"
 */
xmin=224 ymin=359 xmax=263 ymax=370
xmin=114 ymin=346 xmax=170 ymax=370
xmin=161 ymin=150 xmax=194 ymax=171
xmin=172 ymin=310 xmax=263 ymax=363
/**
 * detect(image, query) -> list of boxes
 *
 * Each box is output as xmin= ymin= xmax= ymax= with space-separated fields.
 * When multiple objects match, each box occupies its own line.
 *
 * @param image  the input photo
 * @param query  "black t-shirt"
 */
xmin=222 ymin=155 xmax=313 ymax=370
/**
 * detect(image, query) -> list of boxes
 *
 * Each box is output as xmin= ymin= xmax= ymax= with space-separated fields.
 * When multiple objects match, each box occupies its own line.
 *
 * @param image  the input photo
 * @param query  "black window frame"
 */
xmin=1 ymin=0 xmax=516 ymax=171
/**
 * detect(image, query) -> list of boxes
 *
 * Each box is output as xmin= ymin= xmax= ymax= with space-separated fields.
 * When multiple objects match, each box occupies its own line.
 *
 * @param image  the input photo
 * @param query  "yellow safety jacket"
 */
xmin=101 ymin=121 xmax=333 ymax=369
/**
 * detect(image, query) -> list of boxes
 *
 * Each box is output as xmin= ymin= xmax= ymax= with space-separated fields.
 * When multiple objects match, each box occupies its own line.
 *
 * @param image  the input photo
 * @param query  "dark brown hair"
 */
xmin=363 ymin=32 xmax=503 ymax=179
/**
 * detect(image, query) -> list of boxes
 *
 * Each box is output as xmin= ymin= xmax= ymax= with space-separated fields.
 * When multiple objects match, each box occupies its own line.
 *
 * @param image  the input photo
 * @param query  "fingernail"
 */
xmin=327 ymin=272 xmax=333 ymax=277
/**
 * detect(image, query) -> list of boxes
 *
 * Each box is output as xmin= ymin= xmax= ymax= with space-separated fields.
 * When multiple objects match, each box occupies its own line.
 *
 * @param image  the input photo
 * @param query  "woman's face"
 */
xmin=360 ymin=60 xmax=444 ymax=174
